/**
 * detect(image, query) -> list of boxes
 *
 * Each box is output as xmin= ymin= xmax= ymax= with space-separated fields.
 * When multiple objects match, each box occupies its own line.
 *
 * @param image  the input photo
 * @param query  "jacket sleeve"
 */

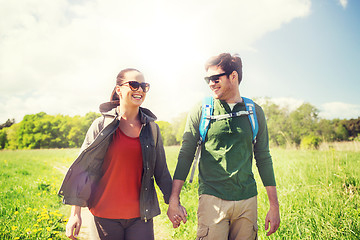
xmin=58 ymin=116 xmax=105 ymax=206
xmin=79 ymin=116 xmax=104 ymax=153
xmin=153 ymin=123 xmax=173 ymax=204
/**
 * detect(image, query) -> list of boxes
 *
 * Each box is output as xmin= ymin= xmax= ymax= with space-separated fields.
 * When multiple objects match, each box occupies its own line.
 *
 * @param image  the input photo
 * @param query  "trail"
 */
xmin=55 ymin=166 xmax=168 ymax=239
xmin=55 ymin=166 xmax=100 ymax=240
xmin=79 ymin=207 xmax=100 ymax=240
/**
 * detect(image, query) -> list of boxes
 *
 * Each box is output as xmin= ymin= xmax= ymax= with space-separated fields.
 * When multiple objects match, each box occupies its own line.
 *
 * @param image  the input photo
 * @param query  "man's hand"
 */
xmin=167 ymin=179 xmax=187 ymax=228
xmin=167 ymin=202 xmax=187 ymax=228
xmin=265 ymin=186 xmax=280 ymax=236
xmin=265 ymin=205 xmax=280 ymax=236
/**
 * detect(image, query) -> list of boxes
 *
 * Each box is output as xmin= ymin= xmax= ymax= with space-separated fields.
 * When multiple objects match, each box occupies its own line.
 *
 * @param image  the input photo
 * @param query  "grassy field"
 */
xmin=1 ymin=146 xmax=359 ymax=239
xmin=0 ymin=149 xmax=79 ymax=239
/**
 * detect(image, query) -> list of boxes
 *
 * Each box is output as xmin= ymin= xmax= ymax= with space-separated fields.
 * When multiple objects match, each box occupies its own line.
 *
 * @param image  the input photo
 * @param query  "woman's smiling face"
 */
xmin=116 ymin=70 xmax=147 ymax=107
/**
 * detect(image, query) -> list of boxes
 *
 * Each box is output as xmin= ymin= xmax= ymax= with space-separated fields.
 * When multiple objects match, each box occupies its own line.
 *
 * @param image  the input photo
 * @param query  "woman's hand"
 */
xmin=66 ymin=206 xmax=82 ymax=239
xmin=167 ymin=179 xmax=187 ymax=228
xmin=167 ymin=202 xmax=187 ymax=228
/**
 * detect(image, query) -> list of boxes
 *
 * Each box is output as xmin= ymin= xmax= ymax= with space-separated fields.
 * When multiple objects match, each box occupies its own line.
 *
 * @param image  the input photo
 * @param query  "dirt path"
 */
xmin=55 ymin=166 xmax=168 ymax=239
xmin=78 ymin=207 xmax=99 ymax=240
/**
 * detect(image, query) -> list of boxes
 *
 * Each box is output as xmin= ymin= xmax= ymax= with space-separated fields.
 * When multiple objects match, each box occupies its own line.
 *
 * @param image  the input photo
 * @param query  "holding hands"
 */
xmin=167 ymin=201 xmax=187 ymax=228
xmin=167 ymin=179 xmax=187 ymax=228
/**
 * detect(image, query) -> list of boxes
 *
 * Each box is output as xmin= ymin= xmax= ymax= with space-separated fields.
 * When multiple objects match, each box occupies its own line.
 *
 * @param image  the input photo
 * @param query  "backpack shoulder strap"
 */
xmin=242 ymin=97 xmax=258 ymax=144
xmin=189 ymin=96 xmax=213 ymax=183
xmin=199 ymin=96 xmax=214 ymax=143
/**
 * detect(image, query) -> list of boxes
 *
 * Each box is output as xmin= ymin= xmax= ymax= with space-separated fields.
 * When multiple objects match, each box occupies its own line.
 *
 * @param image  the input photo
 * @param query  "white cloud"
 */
xmin=0 ymin=0 xmax=312 ymax=123
xmin=261 ymin=97 xmax=305 ymax=112
xmin=338 ymin=0 xmax=348 ymax=9
xmin=319 ymin=102 xmax=360 ymax=120
xmin=255 ymin=97 xmax=360 ymax=120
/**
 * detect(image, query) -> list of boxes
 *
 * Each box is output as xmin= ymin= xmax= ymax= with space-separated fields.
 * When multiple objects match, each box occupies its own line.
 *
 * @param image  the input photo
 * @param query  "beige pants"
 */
xmin=196 ymin=194 xmax=258 ymax=240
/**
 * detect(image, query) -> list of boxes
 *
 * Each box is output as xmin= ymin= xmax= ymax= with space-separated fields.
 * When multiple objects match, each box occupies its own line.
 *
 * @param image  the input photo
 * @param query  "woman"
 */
xmin=59 ymin=68 xmax=174 ymax=239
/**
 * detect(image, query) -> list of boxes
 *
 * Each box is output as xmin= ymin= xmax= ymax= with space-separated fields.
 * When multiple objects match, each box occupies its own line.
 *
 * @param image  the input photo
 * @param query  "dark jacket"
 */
xmin=58 ymin=101 xmax=172 ymax=221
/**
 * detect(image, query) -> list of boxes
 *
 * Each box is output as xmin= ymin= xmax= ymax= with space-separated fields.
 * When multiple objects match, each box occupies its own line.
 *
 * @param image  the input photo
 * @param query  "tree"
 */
xmin=334 ymin=119 xmax=349 ymax=141
xmin=67 ymin=115 xmax=85 ymax=148
xmin=300 ymin=135 xmax=321 ymax=150
xmin=317 ymin=119 xmax=337 ymax=142
xmin=0 ymin=129 xmax=7 ymax=149
xmin=343 ymin=117 xmax=360 ymax=139
xmin=5 ymin=123 xmax=20 ymax=149
xmin=156 ymin=121 xmax=177 ymax=146
xmin=17 ymin=112 xmax=46 ymax=149
xmin=172 ymin=112 xmax=188 ymax=144
xmin=261 ymin=101 xmax=290 ymax=147
xmin=0 ymin=118 xmax=15 ymax=130
xmin=1 ymin=112 xmax=101 ymax=150
xmin=288 ymin=103 xmax=319 ymax=146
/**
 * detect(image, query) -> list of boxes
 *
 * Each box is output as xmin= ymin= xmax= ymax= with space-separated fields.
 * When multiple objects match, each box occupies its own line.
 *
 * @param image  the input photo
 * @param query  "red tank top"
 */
xmin=89 ymin=128 xmax=143 ymax=219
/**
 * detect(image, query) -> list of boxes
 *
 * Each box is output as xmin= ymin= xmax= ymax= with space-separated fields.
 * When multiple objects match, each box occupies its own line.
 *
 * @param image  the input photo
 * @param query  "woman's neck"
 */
xmin=117 ymin=105 xmax=142 ymax=138
xmin=118 ymin=105 xmax=140 ymax=121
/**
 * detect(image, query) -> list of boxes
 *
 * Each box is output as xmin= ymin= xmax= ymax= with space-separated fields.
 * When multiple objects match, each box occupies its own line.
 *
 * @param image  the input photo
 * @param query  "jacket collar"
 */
xmin=99 ymin=101 xmax=157 ymax=124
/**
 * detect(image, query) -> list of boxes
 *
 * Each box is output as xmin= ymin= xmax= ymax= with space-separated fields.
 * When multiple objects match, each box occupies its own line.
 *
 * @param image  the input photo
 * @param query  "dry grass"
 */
xmin=319 ymin=141 xmax=360 ymax=152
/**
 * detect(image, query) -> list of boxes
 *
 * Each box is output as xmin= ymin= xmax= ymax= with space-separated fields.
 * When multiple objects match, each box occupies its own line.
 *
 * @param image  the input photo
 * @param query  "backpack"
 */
xmin=189 ymin=96 xmax=259 ymax=183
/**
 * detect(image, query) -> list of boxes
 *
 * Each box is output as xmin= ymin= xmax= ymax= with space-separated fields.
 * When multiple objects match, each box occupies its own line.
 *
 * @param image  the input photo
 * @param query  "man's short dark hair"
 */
xmin=205 ymin=53 xmax=243 ymax=84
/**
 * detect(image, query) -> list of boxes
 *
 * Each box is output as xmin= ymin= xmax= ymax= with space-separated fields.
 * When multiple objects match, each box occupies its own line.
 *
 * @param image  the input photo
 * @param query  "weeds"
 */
xmin=0 ymin=149 xmax=78 ymax=239
xmin=0 ymin=147 xmax=359 ymax=239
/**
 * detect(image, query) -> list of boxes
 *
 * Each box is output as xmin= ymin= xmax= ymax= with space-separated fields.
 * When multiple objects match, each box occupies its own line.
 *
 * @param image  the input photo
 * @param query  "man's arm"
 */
xmin=167 ymin=103 xmax=201 ymax=228
xmin=264 ymin=186 xmax=280 ymax=236
xmin=253 ymin=105 xmax=280 ymax=235
xmin=167 ymin=179 xmax=187 ymax=228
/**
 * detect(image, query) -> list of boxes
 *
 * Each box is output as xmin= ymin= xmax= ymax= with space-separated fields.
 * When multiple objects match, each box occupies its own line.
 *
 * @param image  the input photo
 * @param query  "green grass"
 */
xmin=1 ymin=147 xmax=359 ymax=239
xmin=0 ymin=149 xmax=78 ymax=240
xmin=265 ymin=149 xmax=360 ymax=239
xmin=155 ymin=147 xmax=360 ymax=239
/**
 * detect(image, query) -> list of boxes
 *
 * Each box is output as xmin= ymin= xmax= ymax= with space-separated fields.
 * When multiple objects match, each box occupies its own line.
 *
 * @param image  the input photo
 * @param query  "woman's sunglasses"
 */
xmin=204 ymin=72 xmax=228 ymax=84
xmin=119 ymin=81 xmax=150 ymax=93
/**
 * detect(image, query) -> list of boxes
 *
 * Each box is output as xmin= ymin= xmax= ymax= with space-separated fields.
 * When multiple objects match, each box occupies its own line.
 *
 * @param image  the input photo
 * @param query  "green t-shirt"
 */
xmin=173 ymin=98 xmax=276 ymax=201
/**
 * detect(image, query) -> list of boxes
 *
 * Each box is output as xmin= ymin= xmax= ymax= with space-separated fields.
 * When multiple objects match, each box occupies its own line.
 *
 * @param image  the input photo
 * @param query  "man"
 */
xmin=167 ymin=53 xmax=280 ymax=239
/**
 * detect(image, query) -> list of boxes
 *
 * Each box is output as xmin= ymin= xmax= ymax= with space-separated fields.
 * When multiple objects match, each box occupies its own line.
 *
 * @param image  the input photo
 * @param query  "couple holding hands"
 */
xmin=59 ymin=53 xmax=280 ymax=240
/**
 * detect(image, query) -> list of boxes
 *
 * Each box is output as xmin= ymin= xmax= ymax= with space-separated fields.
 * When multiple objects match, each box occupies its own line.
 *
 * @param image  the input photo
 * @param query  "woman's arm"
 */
xmin=153 ymin=123 xmax=173 ymax=203
xmin=66 ymin=205 xmax=82 ymax=239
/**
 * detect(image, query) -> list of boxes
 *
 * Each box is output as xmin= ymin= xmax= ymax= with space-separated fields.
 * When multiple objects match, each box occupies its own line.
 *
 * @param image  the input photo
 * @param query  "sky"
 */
xmin=0 ymin=0 xmax=359 ymax=123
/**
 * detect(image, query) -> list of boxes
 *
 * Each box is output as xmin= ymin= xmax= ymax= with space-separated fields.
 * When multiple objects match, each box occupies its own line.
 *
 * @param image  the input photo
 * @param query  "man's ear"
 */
xmin=230 ymin=71 xmax=238 ymax=84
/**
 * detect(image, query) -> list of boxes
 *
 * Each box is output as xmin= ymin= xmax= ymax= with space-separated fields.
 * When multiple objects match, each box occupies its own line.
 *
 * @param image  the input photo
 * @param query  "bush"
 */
xmin=353 ymin=133 xmax=360 ymax=142
xmin=300 ymin=135 xmax=321 ymax=150
xmin=0 ymin=129 xmax=7 ymax=149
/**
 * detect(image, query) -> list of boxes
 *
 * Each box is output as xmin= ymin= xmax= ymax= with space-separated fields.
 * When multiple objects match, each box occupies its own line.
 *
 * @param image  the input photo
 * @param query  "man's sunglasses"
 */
xmin=119 ymin=81 xmax=150 ymax=93
xmin=204 ymin=72 xmax=228 ymax=84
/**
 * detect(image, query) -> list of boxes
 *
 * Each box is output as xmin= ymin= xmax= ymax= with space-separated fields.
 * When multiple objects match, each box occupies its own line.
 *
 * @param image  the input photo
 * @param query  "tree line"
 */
xmin=260 ymin=99 xmax=360 ymax=148
xmin=0 ymin=101 xmax=359 ymax=150
xmin=0 ymin=112 xmax=100 ymax=150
